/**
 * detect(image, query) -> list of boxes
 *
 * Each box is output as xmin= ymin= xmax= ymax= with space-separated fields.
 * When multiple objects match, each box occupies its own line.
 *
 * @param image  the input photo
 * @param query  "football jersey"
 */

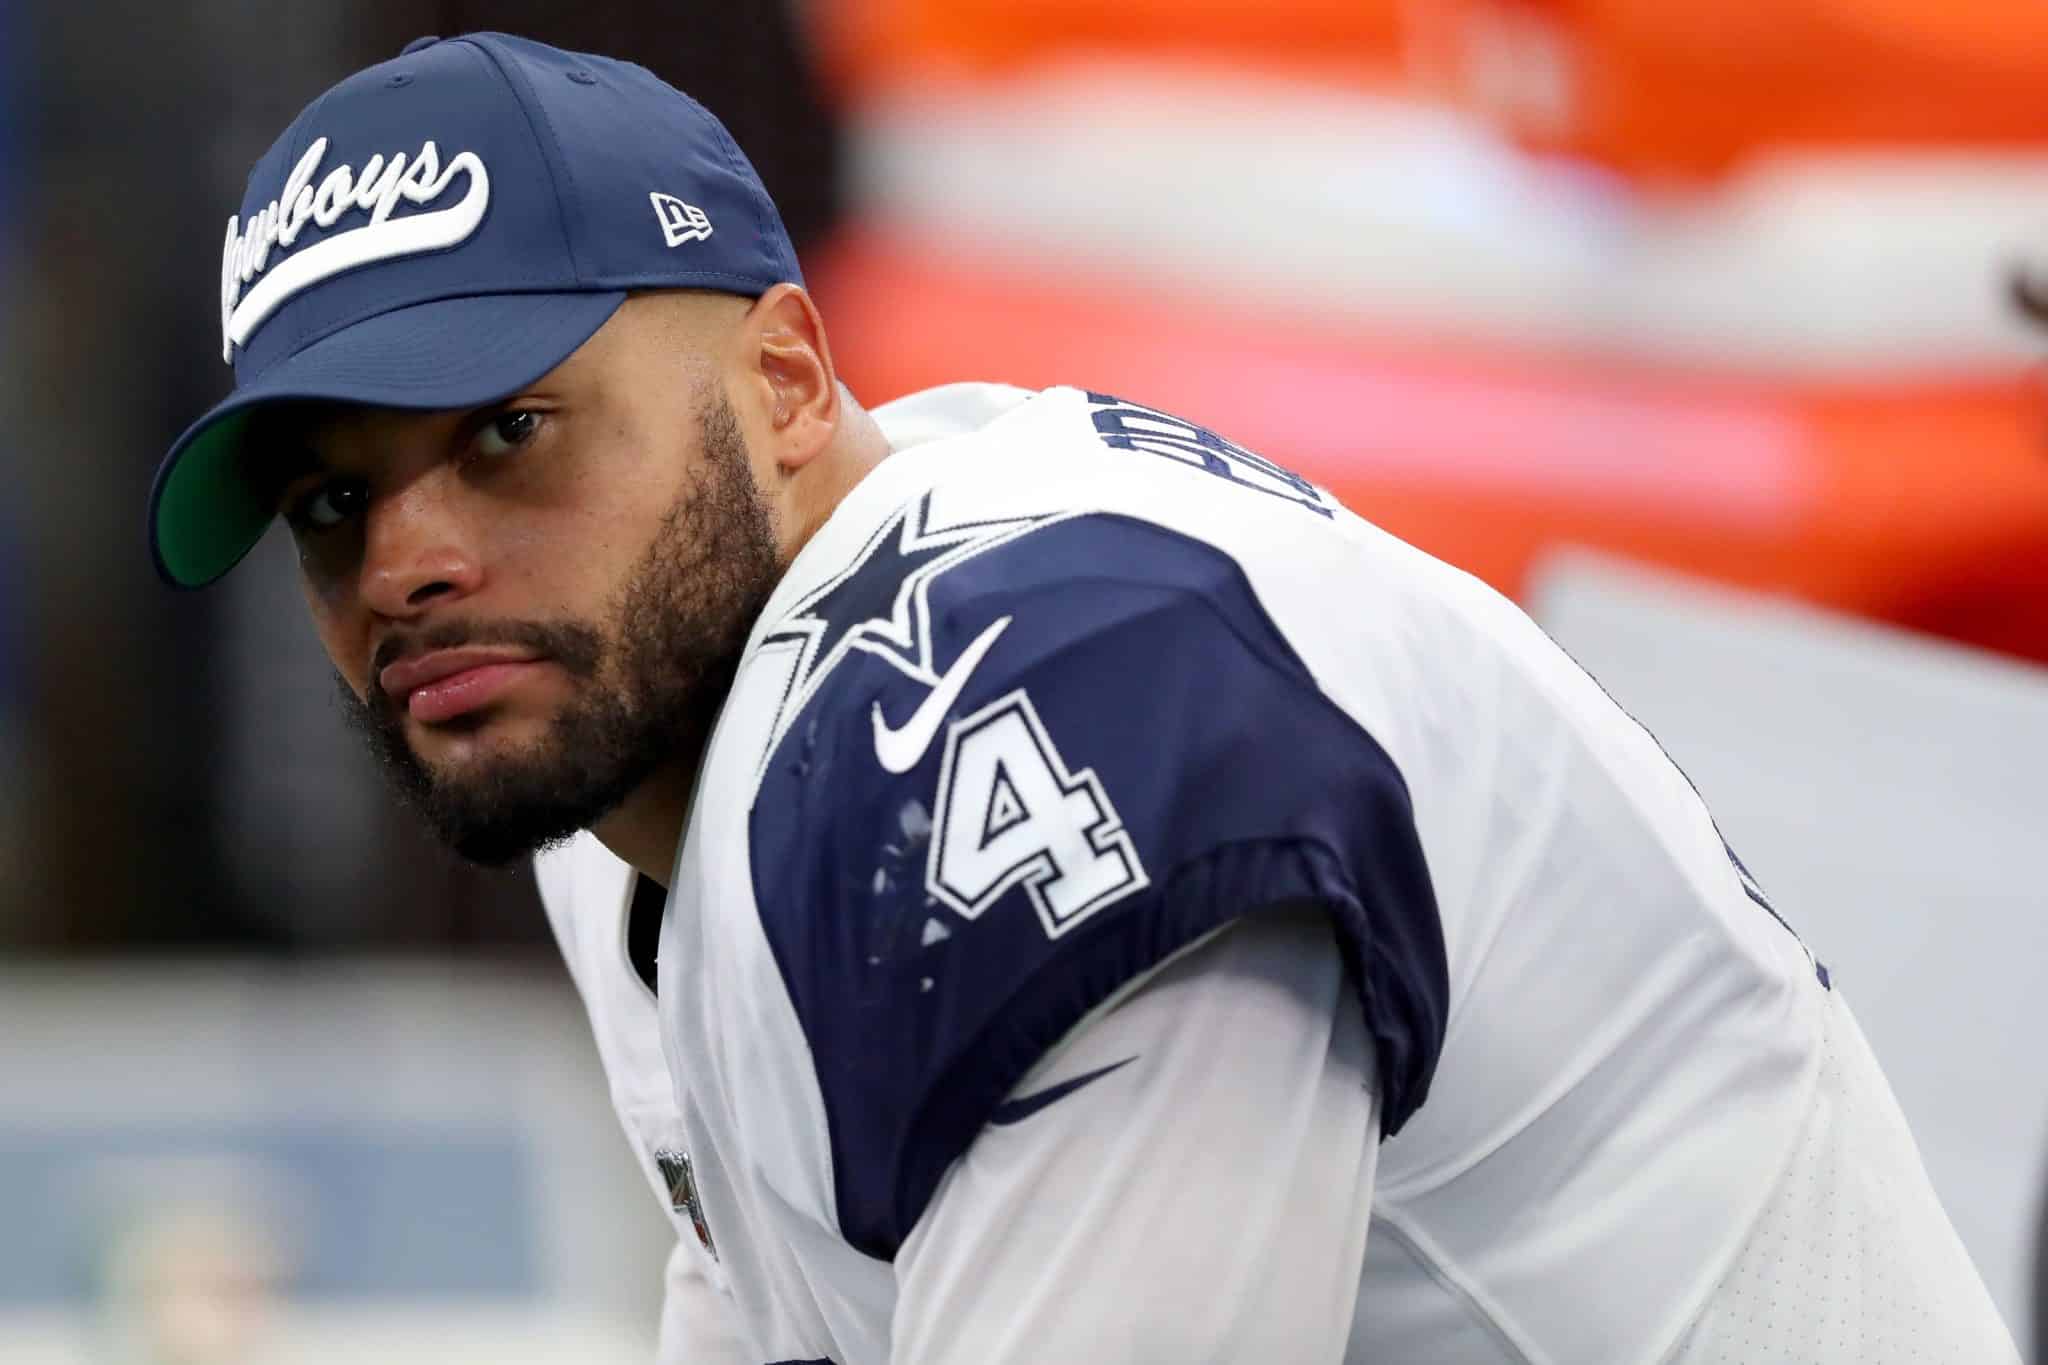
xmin=535 ymin=840 xmax=750 ymax=1363
xmin=536 ymin=383 xmax=2017 ymax=1364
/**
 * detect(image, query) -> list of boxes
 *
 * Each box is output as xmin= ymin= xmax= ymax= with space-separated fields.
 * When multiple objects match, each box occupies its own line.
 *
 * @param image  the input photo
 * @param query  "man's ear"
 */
xmin=744 ymin=283 xmax=839 ymax=473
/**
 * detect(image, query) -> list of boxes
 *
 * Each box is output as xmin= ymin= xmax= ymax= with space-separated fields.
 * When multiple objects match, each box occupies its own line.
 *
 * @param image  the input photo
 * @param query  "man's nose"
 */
xmin=358 ymin=479 xmax=483 ymax=618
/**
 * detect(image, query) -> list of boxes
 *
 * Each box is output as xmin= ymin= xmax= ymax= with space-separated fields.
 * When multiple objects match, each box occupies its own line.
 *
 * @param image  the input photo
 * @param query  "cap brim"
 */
xmin=149 ymin=289 xmax=628 ymax=588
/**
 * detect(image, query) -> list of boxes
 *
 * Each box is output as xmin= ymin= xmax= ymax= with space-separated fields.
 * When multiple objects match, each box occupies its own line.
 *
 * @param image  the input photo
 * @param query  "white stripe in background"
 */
xmin=847 ymin=60 xmax=2048 ymax=376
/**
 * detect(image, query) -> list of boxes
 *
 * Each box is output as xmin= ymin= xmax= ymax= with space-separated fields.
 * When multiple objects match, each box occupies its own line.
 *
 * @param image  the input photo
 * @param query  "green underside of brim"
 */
xmin=156 ymin=409 xmax=269 ymax=588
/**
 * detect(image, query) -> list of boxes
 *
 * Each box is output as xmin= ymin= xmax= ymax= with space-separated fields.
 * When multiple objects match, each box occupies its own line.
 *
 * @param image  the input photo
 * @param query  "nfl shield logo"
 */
xmin=653 ymin=1148 xmax=717 ymax=1260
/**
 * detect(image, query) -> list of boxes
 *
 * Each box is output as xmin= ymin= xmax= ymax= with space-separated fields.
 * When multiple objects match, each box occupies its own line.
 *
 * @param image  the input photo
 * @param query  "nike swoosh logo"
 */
xmin=871 ymin=615 xmax=1011 ymax=774
xmin=989 ymin=1055 xmax=1138 ymax=1127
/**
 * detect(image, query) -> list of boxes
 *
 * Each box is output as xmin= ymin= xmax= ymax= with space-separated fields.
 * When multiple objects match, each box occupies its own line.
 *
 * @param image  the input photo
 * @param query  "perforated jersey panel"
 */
xmin=1669 ymin=992 xmax=2020 ymax=1364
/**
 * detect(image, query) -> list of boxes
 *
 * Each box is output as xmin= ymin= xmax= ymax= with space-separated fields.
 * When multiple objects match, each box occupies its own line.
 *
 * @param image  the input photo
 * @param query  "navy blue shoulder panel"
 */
xmin=748 ymin=512 xmax=1446 ymax=1259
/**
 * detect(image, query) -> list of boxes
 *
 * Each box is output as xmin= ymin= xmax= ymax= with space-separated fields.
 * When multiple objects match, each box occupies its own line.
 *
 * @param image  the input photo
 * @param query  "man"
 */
xmin=150 ymin=33 xmax=2019 ymax=1364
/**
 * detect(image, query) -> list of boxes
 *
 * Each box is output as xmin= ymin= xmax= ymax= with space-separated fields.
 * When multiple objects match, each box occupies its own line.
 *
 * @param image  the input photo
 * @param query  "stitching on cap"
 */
xmin=253 ymin=84 xmax=349 ymax=358
xmin=240 ymin=48 xmax=548 ymax=364
xmin=465 ymin=37 xmax=582 ymax=280
xmin=682 ymin=89 xmax=783 ymax=280
xmin=593 ymin=269 xmax=771 ymax=291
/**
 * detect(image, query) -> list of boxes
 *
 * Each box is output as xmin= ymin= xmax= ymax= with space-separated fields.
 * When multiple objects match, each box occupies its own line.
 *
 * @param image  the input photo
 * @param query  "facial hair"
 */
xmin=339 ymin=393 xmax=781 ymax=866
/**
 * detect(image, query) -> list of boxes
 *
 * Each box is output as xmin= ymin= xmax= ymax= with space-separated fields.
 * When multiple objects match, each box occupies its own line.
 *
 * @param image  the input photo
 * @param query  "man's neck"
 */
xmin=592 ymin=761 xmax=698 ymax=887
xmin=598 ymin=403 xmax=896 ymax=886
xmin=784 ymin=400 xmax=893 ymax=560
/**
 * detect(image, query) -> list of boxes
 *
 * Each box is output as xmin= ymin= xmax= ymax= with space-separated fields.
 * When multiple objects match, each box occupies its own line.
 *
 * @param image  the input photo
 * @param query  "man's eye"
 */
xmin=296 ymin=478 xmax=367 ymax=531
xmin=475 ymin=409 xmax=542 ymax=459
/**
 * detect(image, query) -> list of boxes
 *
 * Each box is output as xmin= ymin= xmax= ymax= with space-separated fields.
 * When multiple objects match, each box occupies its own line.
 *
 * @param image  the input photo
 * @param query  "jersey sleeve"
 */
xmin=747 ymin=513 xmax=1447 ymax=1260
xmin=892 ymin=907 xmax=1380 ymax=1364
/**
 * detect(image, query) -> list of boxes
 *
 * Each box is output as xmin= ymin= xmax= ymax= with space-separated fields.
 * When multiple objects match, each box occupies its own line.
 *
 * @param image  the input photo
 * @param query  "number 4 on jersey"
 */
xmin=926 ymin=689 xmax=1149 ymax=939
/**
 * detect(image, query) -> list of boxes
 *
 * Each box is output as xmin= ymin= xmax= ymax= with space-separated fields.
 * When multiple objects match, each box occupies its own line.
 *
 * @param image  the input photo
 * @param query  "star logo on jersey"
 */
xmin=759 ymin=494 xmax=1053 ymax=757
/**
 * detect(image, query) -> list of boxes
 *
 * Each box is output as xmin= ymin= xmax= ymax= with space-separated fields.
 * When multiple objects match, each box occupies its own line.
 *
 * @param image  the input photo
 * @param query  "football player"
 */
xmin=151 ymin=33 xmax=2020 ymax=1364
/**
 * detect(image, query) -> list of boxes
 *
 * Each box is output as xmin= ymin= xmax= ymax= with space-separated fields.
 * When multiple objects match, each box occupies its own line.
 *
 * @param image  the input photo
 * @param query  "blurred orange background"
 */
xmin=801 ymin=0 xmax=2048 ymax=664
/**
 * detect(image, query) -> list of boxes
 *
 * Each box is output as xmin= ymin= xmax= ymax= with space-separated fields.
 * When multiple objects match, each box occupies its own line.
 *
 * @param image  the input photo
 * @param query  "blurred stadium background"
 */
xmin=3 ymin=1 xmax=2045 ymax=1359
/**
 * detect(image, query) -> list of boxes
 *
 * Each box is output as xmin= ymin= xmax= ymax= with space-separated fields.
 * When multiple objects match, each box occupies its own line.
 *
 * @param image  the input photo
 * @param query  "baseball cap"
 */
xmin=148 ymin=32 xmax=804 ymax=588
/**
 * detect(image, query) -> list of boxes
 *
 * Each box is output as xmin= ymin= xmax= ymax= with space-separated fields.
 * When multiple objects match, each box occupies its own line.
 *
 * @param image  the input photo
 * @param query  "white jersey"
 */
xmin=536 ymin=384 xmax=2017 ymax=1364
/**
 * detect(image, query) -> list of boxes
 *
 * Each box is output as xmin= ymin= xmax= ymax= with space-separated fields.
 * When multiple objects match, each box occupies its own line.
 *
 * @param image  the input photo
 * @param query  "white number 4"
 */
xmin=926 ymin=689 xmax=1149 ymax=939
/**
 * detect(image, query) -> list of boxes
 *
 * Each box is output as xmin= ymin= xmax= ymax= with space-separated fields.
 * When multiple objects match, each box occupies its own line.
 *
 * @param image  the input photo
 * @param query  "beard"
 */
xmin=338 ymin=392 xmax=781 ymax=866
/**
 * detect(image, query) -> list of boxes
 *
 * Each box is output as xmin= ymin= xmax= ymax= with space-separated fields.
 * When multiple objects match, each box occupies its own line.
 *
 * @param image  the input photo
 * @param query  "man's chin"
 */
xmin=439 ymin=809 xmax=586 ymax=868
xmin=363 ymin=717 xmax=638 ymax=867
xmin=410 ymin=764 xmax=623 ymax=868
xmin=402 ymin=701 xmax=560 ymax=763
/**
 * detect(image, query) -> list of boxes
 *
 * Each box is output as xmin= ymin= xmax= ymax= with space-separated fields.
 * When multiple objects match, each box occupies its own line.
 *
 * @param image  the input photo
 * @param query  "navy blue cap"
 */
xmin=149 ymin=32 xmax=803 ymax=588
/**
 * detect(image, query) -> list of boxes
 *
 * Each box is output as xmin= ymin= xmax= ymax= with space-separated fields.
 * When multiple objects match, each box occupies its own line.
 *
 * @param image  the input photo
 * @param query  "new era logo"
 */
xmin=650 ymin=193 xmax=713 ymax=247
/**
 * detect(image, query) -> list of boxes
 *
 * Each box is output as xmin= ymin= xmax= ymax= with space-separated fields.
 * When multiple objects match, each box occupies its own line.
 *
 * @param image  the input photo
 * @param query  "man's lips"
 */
xmin=378 ymin=647 xmax=548 ymax=724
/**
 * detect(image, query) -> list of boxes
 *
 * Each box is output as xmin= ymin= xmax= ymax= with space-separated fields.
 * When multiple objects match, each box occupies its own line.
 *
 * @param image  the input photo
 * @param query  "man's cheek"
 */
xmin=303 ymin=612 xmax=369 ymax=701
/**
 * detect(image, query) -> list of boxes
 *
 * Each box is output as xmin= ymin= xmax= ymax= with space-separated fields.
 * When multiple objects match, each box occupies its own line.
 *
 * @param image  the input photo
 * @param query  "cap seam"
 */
xmin=238 ymin=46 xmax=517 ymax=362
xmin=237 ymin=83 xmax=349 ymax=361
xmin=461 ymin=34 xmax=584 ymax=283
xmin=686 ymin=89 xmax=781 ymax=281
xmin=590 ymin=269 xmax=775 ymax=291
